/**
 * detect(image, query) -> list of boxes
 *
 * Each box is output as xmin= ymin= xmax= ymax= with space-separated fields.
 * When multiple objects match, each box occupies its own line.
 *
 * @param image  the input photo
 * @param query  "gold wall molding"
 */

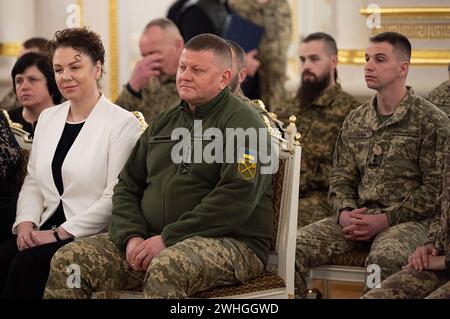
xmin=0 ymin=42 xmax=21 ymax=57
xmin=109 ymin=0 xmax=119 ymax=101
xmin=373 ymin=24 xmax=450 ymax=39
xmin=360 ymin=7 xmax=450 ymax=20
xmin=76 ymin=0 xmax=84 ymax=27
xmin=339 ymin=49 xmax=450 ymax=66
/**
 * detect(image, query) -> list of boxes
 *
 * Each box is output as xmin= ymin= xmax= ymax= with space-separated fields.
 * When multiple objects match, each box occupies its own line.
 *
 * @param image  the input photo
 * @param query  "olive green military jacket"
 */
xmin=109 ymin=87 xmax=274 ymax=265
xmin=329 ymin=88 xmax=450 ymax=225
xmin=275 ymin=84 xmax=360 ymax=195
xmin=115 ymin=76 xmax=180 ymax=123
xmin=427 ymin=80 xmax=450 ymax=117
xmin=426 ymin=138 xmax=450 ymax=268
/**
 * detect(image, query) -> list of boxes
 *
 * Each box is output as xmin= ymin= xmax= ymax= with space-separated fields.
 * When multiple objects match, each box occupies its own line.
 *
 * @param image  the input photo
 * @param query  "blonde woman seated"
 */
xmin=0 ymin=27 xmax=141 ymax=299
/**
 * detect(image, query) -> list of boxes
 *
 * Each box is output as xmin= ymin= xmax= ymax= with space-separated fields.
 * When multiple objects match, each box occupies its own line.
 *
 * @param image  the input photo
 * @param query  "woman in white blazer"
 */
xmin=0 ymin=27 xmax=141 ymax=299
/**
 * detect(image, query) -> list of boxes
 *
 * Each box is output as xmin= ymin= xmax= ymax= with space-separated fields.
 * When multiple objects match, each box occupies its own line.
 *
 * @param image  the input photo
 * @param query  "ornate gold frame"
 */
xmin=339 ymin=49 xmax=450 ymax=66
xmin=76 ymin=0 xmax=84 ymax=27
xmin=0 ymin=42 xmax=21 ymax=57
xmin=347 ymin=7 xmax=450 ymax=65
xmin=109 ymin=0 xmax=119 ymax=101
xmin=360 ymin=7 xmax=450 ymax=20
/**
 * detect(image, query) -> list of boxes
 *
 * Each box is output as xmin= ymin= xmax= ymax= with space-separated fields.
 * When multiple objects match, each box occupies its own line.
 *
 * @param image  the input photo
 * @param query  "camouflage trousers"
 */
xmin=44 ymin=233 xmax=263 ymax=299
xmin=361 ymin=268 xmax=450 ymax=299
xmin=295 ymin=217 xmax=428 ymax=298
xmin=298 ymin=191 xmax=333 ymax=228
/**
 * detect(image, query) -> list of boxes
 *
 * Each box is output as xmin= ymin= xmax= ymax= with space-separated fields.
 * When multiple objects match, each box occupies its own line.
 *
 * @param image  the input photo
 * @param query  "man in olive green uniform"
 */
xmin=362 ymin=138 xmax=450 ymax=299
xmin=115 ymin=18 xmax=183 ymax=122
xmin=295 ymin=32 xmax=450 ymax=298
xmin=426 ymin=63 xmax=450 ymax=116
xmin=44 ymin=34 xmax=274 ymax=299
xmin=228 ymin=0 xmax=291 ymax=109
xmin=227 ymin=40 xmax=283 ymax=136
xmin=275 ymin=33 xmax=360 ymax=227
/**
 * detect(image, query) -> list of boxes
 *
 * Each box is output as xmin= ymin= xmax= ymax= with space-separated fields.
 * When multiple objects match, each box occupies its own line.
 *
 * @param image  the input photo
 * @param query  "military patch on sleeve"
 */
xmin=236 ymin=149 xmax=257 ymax=183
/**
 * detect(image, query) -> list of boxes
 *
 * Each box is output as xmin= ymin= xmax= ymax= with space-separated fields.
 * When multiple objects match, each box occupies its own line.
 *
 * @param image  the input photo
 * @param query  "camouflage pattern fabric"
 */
xmin=44 ymin=233 xmax=263 ymax=299
xmin=361 ymin=268 xmax=450 ymax=299
xmin=427 ymin=81 xmax=450 ymax=117
xmin=362 ymin=130 xmax=450 ymax=299
xmin=235 ymin=91 xmax=283 ymax=136
xmin=295 ymin=88 xmax=450 ymax=298
xmin=274 ymin=84 xmax=360 ymax=226
xmin=297 ymin=191 xmax=332 ymax=228
xmin=115 ymin=76 xmax=180 ymax=123
xmin=426 ymin=138 xmax=450 ymax=254
xmin=329 ymin=88 xmax=450 ymax=224
xmin=0 ymin=89 xmax=19 ymax=112
xmin=295 ymin=217 xmax=428 ymax=298
xmin=228 ymin=0 xmax=291 ymax=109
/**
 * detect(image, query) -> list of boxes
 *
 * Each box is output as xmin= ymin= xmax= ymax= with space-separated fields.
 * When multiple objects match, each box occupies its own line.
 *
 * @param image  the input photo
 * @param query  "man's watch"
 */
xmin=51 ymin=225 xmax=62 ymax=242
xmin=126 ymin=82 xmax=143 ymax=99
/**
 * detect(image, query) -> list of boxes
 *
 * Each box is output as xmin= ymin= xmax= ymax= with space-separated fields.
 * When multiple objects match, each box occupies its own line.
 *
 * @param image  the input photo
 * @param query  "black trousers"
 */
xmin=0 ymin=236 xmax=72 ymax=299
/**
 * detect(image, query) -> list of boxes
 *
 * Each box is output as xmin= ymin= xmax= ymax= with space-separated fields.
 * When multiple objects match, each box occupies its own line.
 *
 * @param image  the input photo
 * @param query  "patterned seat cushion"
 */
xmin=192 ymin=272 xmax=285 ymax=298
xmin=329 ymin=249 xmax=369 ymax=267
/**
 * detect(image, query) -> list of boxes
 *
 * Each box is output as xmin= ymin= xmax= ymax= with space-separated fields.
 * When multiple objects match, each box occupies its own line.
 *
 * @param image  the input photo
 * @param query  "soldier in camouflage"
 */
xmin=228 ymin=0 xmax=291 ymax=109
xmin=426 ymin=63 xmax=450 ymax=116
xmin=295 ymin=32 xmax=450 ymax=298
xmin=44 ymin=34 xmax=273 ymax=299
xmin=0 ymin=90 xmax=18 ymax=112
xmin=274 ymin=32 xmax=360 ymax=227
xmin=115 ymin=18 xmax=183 ymax=123
xmin=227 ymin=40 xmax=283 ymax=136
xmin=362 ymin=138 xmax=450 ymax=299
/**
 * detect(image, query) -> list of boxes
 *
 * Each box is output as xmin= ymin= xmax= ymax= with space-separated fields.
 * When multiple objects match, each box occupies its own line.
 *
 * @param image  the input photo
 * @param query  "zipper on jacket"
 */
xmin=161 ymin=113 xmax=195 ymax=226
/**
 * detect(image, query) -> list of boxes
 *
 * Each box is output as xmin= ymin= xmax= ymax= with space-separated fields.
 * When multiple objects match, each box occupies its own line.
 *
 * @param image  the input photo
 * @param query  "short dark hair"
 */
xmin=184 ymin=34 xmax=232 ymax=69
xmin=23 ymin=37 xmax=49 ymax=52
xmin=302 ymin=32 xmax=338 ymax=80
xmin=144 ymin=17 xmax=179 ymax=32
xmin=49 ymin=27 xmax=105 ymax=76
xmin=370 ymin=32 xmax=411 ymax=62
xmin=302 ymin=32 xmax=338 ymax=56
xmin=226 ymin=40 xmax=246 ymax=70
xmin=11 ymin=52 xmax=62 ymax=105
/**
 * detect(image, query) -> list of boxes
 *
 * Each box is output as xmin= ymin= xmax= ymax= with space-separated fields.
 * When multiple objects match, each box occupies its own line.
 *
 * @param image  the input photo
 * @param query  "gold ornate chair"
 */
xmin=132 ymin=111 xmax=148 ymax=132
xmin=2 ymin=109 xmax=31 ymax=190
xmin=93 ymin=115 xmax=302 ymax=299
xmin=2 ymin=110 xmax=32 ymax=151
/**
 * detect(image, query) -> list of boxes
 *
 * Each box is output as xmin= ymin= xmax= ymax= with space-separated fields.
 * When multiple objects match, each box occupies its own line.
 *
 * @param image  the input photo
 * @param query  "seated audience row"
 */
xmin=0 ymin=27 xmax=141 ymax=299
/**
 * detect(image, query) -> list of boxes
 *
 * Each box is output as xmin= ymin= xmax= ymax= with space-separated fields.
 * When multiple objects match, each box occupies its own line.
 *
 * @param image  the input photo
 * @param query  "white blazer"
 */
xmin=13 ymin=95 xmax=141 ymax=238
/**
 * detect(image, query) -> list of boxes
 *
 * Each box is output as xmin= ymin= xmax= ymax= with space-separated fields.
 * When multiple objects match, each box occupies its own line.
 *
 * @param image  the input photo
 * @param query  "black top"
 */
xmin=168 ymin=0 xmax=230 ymax=42
xmin=42 ymin=121 xmax=84 ymax=230
xmin=8 ymin=107 xmax=36 ymax=138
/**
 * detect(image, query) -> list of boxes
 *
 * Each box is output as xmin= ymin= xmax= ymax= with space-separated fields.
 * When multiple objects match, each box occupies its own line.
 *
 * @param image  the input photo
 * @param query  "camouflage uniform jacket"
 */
xmin=276 ymin=84 xmax=360 ymax=195
xmin=109 ymin=87 xmax=274 ymax=266
xmin=115 ymin=76 xmax=180 ymax=123
xmin=426 ymin=80 xmax=450 ymax=117
xmin=0 ymin=89 xmax=19 ymax=112
xmin=228 ymin=0 xmax=291 ymax=109
xmin=235 ymin=90 xmax=283 ymax=137
xmin=425 ymin=138 xmax=450 ymax=268
xmin=329 ymin=87 xmax=450 ymax=225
